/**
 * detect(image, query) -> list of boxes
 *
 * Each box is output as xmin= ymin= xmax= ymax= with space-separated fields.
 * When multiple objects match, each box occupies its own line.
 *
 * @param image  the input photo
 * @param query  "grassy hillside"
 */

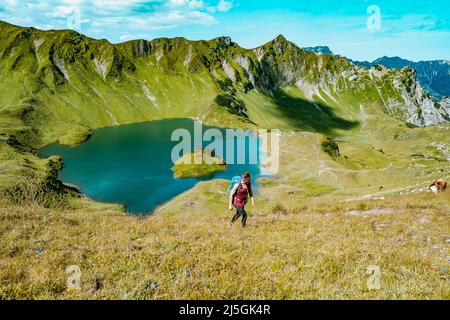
xmin=2 ymin=123 xmax=449 ymax=299
xmin=1 ymin=187 xmax=448 ymax=299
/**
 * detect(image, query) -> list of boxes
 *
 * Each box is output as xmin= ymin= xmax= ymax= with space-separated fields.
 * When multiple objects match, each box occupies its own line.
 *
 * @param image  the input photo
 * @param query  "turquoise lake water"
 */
xmin=39 ymin=119 xmax=266 ymax=214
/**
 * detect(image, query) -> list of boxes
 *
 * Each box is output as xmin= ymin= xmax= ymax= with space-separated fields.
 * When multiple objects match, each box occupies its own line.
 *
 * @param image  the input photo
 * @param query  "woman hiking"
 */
xmin=228 ymin=172 xmax=255 ymax=228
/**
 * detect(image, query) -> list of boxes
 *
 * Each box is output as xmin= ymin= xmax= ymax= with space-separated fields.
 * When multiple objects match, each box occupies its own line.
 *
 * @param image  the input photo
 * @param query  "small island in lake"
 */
xmin=173 ymin=148 xmax=227 ymax=179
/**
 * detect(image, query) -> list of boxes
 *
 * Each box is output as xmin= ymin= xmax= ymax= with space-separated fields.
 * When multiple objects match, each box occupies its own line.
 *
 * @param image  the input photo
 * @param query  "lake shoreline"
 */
xmin=38 ymin=118 xmax=266 ymax=214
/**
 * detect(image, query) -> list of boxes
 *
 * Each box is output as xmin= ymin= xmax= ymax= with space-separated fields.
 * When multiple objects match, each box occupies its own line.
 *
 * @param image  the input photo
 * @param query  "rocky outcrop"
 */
xmin=381 ymin=67 xmax=450 ymax=126
xmin=353 ymin=56 xmax=450 ymax=100
xmin=440 ymin=97 xmax=450 ymax=116
xmin=52 ymin=55 xmax=70 ymax=82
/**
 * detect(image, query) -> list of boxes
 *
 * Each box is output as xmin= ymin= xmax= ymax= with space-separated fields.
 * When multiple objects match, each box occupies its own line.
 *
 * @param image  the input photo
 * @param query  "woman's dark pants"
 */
xmin=231 ymin=206 xmax=248 ymax=227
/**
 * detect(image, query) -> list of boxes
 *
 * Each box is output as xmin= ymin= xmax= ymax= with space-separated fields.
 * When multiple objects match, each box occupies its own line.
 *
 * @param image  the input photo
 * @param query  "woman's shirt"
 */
xmin=234 ymin=183 xmax=252 ymax=207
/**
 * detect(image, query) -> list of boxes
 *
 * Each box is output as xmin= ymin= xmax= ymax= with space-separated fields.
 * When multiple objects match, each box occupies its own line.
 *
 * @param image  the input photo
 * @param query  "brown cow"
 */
xmin=429 ymin=179 xmax=448 ymax=193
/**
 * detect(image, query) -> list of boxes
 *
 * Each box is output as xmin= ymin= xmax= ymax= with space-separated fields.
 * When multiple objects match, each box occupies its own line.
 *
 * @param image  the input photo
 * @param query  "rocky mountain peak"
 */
xmin=274 ymin=34 xmax=287 ymax=42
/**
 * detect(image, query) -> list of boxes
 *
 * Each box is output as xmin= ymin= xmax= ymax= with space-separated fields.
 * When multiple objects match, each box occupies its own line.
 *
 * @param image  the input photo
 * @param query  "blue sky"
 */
xmin=0 ymin=0 xmax=449 ymax=61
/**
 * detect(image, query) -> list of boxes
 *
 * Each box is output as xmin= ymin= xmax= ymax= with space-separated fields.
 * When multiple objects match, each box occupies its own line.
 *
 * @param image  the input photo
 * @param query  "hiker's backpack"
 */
xmin=227 ymin=176 xmax=242 ymax=196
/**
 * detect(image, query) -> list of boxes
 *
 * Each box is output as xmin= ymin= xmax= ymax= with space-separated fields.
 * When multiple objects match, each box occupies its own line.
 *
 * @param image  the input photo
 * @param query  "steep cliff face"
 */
xmin=370 ymin=57 xmax=450 ymax=99
xmin=440 ymin=97 xmax=450 ymax=114
xmin=351 ymin=56 xmax=450 ymax=100
xmin=305 ymin=46 xmax=450 ymax=105
xmin=372 ymin=66 xmax=450 ymax=126
xmin=249 ymin=35 xmax=362 ymax=104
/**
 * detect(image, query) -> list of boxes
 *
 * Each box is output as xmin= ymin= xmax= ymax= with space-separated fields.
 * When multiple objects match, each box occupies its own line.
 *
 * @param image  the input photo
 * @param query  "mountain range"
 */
xmin=1 ymin=20 xmax=449 ymax=142
xmin=1 ymin=20 xmax=450 ymax=194
xmin=304 ymin=46 xmax=450 ymax=100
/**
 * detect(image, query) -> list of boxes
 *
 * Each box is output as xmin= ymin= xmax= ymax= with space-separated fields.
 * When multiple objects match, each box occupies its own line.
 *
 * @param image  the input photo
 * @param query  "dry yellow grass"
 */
xmin=0 ymin=181 xmax=448 ymax=300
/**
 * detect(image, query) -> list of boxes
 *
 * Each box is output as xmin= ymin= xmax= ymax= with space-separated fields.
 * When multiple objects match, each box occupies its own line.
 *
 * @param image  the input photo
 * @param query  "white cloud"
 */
xmin=47 ymin=5 xmax=77 ymax=18
xmin=93 ymin=0 xmax=144 ymax=10
xmin=3 ymin=0 xmax=18 ymax=7
xmin=211 ymin=0 xmax=233 ymax=13
xmin=0 ymin=0 xmax=234 ymax=39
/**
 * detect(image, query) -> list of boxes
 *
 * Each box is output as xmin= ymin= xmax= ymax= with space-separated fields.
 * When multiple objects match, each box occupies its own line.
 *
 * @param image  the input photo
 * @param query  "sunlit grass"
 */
xmin=173 ymin=151 xmax=227 ymax=179
xmin=1 ymin=182 xmax=448 ymax=300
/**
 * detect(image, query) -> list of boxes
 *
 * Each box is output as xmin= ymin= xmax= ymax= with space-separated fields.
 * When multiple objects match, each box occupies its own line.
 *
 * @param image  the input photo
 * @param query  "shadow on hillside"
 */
xmin=266 ymin=90 xmax=359 ymax=135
